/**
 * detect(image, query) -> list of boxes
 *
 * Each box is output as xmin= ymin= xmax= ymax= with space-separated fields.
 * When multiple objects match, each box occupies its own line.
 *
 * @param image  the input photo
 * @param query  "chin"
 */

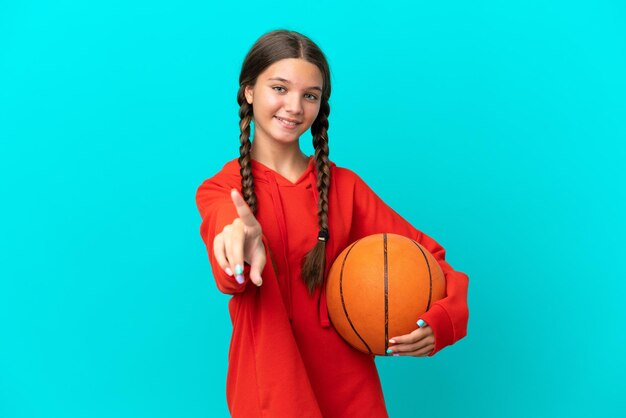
xmin=271 ymin=132 xmax=303 ymax=143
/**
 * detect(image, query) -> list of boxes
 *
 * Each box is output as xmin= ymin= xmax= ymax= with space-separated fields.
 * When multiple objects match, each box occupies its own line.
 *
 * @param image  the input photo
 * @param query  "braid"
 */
xmin=312 ymin=101 xmax=331 ymax=231
xmin=301 ymin=100 xmax=331 ymax=294
xmin=236 ymin=86 xmax=257 ymax=214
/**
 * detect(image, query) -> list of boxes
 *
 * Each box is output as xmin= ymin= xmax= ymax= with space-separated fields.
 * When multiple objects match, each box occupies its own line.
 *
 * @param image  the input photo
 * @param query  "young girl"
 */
xmin=196 ymin=29 xmax=469 ymax=418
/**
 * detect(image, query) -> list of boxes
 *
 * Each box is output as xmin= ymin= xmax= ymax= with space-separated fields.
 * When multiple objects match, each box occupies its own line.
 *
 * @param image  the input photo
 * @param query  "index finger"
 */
xmin=230 ymin=188 xmax=258 ymax=227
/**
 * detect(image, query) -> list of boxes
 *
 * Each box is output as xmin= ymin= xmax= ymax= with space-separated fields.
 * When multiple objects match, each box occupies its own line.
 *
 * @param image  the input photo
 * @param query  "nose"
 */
xmin=284 ymin=92 xmax=303 ymax=114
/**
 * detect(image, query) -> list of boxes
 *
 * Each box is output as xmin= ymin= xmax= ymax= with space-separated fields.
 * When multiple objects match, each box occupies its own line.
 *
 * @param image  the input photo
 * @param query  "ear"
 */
xmin=244 ymin=85 xmax=254 ymax=105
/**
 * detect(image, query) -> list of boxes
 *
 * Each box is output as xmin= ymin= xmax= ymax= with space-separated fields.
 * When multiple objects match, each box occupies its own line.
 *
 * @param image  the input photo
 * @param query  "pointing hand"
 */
xmin=212 ymin=189 xmax=266 ymax=286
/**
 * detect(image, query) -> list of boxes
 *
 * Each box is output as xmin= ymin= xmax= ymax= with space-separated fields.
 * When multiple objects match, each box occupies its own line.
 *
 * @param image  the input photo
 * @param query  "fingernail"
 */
xmin=225 ymin=267 xmax=233 ymax=276
xmin=235 ymin=264 xmax=243 ymax=275
xmin=417 ymin=319 xmax=426 ymax=328
xmin=235 ymin=275 xmax=244 ymax=284
xmin=389 ymin=339 xmax=396 ymax=344
xmin=386 ymin=348 xmax=393 ymax=354
xmin=257 ymin=278 xmax=263 ymax=286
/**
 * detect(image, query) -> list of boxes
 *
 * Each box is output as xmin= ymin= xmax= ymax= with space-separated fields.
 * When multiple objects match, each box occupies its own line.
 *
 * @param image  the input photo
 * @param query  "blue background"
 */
xmin=1 ymin=1 xmax=625 ymax=417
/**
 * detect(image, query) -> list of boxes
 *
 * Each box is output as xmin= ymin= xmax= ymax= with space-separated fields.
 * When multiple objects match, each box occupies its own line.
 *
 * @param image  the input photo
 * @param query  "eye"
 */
xmin=272 ymin=86 xmax=286 ymax=93
xmin=305 ymin=93 xmax=319 ymax=101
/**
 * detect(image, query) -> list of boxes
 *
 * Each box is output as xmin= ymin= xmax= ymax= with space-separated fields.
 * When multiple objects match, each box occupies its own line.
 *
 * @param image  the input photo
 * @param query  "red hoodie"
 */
xmin=195 ymin=155 xmax=469 ymax=417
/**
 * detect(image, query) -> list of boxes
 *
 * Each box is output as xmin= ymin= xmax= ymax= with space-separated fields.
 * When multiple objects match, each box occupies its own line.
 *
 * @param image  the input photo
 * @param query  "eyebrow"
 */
xmin=267 ymin=77 xmax=322 ymax=92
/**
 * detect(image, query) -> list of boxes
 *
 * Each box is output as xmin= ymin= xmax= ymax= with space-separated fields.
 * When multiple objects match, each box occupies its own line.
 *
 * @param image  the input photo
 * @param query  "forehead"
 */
xmin=258 ymin=58 xmax=323 ymax=87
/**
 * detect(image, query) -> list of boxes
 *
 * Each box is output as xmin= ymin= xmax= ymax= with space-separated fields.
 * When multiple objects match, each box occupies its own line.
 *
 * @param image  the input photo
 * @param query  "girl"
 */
xmin=196 ymin=29 xmax=469 ymax=418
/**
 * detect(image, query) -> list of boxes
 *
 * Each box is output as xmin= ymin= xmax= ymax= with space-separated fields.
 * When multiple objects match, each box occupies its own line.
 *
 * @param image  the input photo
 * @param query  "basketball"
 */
xmin=326 ymin=233 xmax=446 ymax=356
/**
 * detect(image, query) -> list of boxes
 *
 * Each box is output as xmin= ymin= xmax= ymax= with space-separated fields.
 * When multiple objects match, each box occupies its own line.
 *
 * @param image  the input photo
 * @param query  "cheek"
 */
xmin=258 ymin=95 xmax=282 ymax=114
xmin=252 ymin=98 xmax=279 ymax=122
xmin=306 ymin=103 xmax=322 ymax=122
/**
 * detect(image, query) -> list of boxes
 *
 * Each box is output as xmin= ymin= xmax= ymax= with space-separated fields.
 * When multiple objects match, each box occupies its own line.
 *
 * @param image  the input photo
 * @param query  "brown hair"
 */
xmin=237 ymin=29 xmax=332 ymax=294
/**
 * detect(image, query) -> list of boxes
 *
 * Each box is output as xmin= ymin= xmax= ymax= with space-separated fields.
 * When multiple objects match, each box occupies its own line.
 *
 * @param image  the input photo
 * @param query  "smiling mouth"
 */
xmin=274 ymin=116 xmax=301 ymax=126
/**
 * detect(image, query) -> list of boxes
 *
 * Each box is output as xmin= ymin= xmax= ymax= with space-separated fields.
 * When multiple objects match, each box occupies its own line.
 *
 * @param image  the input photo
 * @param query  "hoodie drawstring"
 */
xmin=262 ymin=167 xmax=331 ymax=328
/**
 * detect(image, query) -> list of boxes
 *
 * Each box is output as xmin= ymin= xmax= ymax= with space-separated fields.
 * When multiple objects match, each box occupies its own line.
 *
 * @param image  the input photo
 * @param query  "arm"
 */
xmin=349 ymin=173 xmax=469 ymax=356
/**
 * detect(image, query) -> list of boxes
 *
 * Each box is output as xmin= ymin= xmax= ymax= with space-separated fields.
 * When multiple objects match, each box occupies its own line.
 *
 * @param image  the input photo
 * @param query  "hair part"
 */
xmin=236 ymin=29 xmax=332 ymax=294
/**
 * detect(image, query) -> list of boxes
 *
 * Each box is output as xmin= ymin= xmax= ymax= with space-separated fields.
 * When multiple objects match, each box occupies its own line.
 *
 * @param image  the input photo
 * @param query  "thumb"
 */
xmin=248 ymin=245 xmax=266 ymax=287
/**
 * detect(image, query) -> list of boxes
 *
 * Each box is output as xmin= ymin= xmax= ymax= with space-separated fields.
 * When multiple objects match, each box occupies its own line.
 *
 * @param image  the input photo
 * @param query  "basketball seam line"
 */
xmin=410 ymin=239 xmax=433 ymax=310
xmin=384 ymin=233 xmax=389 ymax=355
xmin=339 ymin=238 xmax=372 ymax=355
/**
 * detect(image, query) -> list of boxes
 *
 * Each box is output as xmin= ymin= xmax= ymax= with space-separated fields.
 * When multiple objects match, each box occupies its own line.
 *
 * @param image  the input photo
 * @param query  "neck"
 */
xmin=249 ymin=139 xmax=310 ymax=173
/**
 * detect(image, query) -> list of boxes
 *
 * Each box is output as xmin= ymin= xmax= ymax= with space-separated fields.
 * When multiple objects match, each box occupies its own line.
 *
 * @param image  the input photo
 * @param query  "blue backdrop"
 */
xmin=1 ymin=1 xmax=624 ymax=417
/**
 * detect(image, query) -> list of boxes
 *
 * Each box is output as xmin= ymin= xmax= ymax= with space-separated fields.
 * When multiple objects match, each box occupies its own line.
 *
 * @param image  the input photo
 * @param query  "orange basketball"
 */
xmin=326 ymin=233 xmax=446 ymax=356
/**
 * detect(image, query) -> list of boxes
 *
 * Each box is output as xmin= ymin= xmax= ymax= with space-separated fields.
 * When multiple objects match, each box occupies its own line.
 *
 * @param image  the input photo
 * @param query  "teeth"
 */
xmin=277 ymin=117 xmax=296 ymax=126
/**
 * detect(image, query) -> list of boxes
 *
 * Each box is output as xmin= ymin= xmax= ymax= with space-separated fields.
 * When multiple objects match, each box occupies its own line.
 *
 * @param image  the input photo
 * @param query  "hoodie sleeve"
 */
xmin=348 ymin=172 xmax=469 ymax=356
xmin=195 ymin=177 xmax=251 ymax=295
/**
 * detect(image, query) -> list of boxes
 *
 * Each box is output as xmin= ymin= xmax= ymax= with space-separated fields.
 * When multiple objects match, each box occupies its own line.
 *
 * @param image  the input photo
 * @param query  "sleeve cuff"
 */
xmin=419 ymin=303 xmax=455 ymax=357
